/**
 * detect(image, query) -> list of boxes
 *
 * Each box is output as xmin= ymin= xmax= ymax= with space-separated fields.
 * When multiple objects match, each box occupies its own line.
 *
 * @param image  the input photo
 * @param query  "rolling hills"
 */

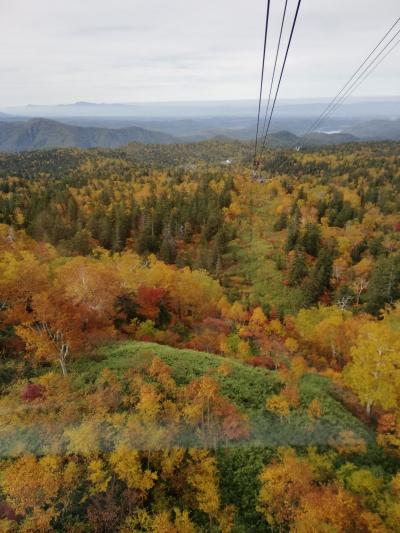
xmin=1 ymin=113 xmax=399 ymax=152
xmin=0 ymin=118 xmax=176 ymax=152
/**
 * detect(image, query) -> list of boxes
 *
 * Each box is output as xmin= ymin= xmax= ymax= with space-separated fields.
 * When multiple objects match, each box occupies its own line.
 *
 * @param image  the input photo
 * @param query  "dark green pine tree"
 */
xmin=50 ymin=211 xmax=71 ymax=244
xmin=302 ymin=275 xmax=322 ymax=307
xmin=159 ymin=230 xmax=177 ymax=264
xmin=368 ymin=236 xmax=384 ymax=258
xmin=273 ymin=212 xmax=288 ymax=231
xmin=314 ymin=245 xmax=335 ymax=291
xmin=111 ymin=203 xmax=131 ymax=252
xmin=70 ymin=228 xmax=92 ymax=255
xmin=204 ymin=208 xmax=221 ymax=241
xmin=218 ymin=178 xmax=233 ymax=208
xmin=214 ymin=254 xmax=222 ymax=278
xmin=302 ymin=223 xmax=321 ymax=257
xmin=67 ymin=196 xmax=79 ymax=231
xmin=86 ymin=208 xmax=101 ymax=242
xmin=98 ymin=215 xmax=113 ymax=249
xmin=302 ymin=244 xmax=335 ymax=306
xmin=365 ymin=256 xmax=400 ymax=316
xmin=137 ymin=206 xmax=159 ymax=254
xmin=183 ymin=222 xmax=193 ymax=244
xmin=317 ymin=199 xmax=327 ymax=221
xmin=99 ymin=188 xmax=111 ymax=205
xmin=285 ymin=209 xmax=300 ymax=252
xmin=129 ymin=198 xmax=140 ymax=233
xmin=288 ymin=249 xmax=309 ymax=286
xmin=196 ymin=227 xmax=210 ymax=270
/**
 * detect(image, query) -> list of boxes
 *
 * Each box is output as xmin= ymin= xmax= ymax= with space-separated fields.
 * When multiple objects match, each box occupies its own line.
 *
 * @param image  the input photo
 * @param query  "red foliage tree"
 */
xmin=183 ymin=376 xmax=250 ymax=444
xmin=377 ymin=413 xmax=396 ymax=434
xmin=21 ymin=383 xmax=44 ymax=402
xmin=247 ymin=356 xmax=275 ymax=370
xmin=136 ymin=285 xmax=165 ymax=321
xmin=0 ymin=502 xmax=17 ymax=521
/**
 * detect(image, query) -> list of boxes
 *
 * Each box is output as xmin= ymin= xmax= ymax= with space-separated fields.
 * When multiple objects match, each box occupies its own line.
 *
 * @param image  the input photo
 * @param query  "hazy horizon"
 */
xmin=3 ymin=94 xmax=400 ymax=108
xmin=2 ymin=95 xmax=399 ymax=120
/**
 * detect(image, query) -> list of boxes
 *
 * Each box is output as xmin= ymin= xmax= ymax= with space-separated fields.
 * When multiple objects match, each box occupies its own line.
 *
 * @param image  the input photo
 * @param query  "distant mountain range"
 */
xmin=1 ymin=97 xmax=399 ymax=119
xmin=138 ymin=116 xmax=399 ymax=143
xmin=342 ymin=118 xmax=400 ymax=140
xmin=0 ymin=118 xmax=175 ymax=152
xmin=0 ymin=116 xmax=398 ymax=153
xmin=0 ymin=96 xmax=399 ymax=152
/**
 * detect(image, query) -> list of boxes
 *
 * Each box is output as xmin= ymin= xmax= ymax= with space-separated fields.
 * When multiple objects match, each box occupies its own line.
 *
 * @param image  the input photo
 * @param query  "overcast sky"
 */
xmin=0 ymin=0 xmax=399 ymax=106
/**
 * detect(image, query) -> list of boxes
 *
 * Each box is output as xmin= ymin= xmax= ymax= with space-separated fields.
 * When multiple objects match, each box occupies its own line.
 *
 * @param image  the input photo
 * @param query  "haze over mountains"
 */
xmin=0 ymin=118 xmax=175 ymax=152
xmin=0 ymin=97 xmax=399 ymax=152
xmin=2 ymin=97 xmax=399 ymax=119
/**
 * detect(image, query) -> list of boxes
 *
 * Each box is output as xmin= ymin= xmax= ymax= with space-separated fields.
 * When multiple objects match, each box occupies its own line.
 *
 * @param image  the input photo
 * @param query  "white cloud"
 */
xmin=0 ymin=0 xmax=399 ymax=105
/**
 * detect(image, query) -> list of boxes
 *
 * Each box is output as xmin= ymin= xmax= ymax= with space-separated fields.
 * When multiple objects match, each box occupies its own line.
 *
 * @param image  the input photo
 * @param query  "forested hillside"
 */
xmin=0 ymin=119 xmax=176 ymax=152
xmin=1 ymin=140 xmax=400 ymax=532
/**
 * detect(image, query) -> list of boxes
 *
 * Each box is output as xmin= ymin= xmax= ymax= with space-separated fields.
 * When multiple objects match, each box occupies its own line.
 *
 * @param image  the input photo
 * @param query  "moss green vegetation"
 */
xmin=74 ymin=340 xmax=370 ymax=447
xmin=73 ymin=340 xmax=280 ymax=410
xmin=225 ymin=182 xmax=305 ymax=314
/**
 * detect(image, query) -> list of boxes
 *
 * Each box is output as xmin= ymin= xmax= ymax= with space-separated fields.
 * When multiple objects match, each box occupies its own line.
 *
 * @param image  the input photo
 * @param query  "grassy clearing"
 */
xmin=225 ymin=179 xmax=304 ymax=314
xmin=73 ymin=340 xmax=372 ymax=448
xmin=73 ymin=340 xmax=280 ymax=411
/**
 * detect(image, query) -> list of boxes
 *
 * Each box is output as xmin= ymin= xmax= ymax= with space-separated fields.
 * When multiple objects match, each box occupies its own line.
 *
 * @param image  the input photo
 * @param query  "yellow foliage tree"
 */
xmin=266 ymin=395 xmax=290 ymax=420
xmin=0 ymin=454 xmax=77 ymax=530
xmin=344 ymin=322 xmax=400 ymax=415
xmin=258 ymin=449 xmax=314 ymax=528
xmin=87 ymin=458 xmax=111 ymax=493
xmin=109 ymin=446 xmax=158 ymax=493
xmin=248 ymin=306 xmax=268 ymax=335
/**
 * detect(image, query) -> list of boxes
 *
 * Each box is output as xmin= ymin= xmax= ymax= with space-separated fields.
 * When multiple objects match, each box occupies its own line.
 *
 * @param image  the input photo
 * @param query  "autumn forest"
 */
xmin=0 ymin=139 xmax=400 ymax=532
